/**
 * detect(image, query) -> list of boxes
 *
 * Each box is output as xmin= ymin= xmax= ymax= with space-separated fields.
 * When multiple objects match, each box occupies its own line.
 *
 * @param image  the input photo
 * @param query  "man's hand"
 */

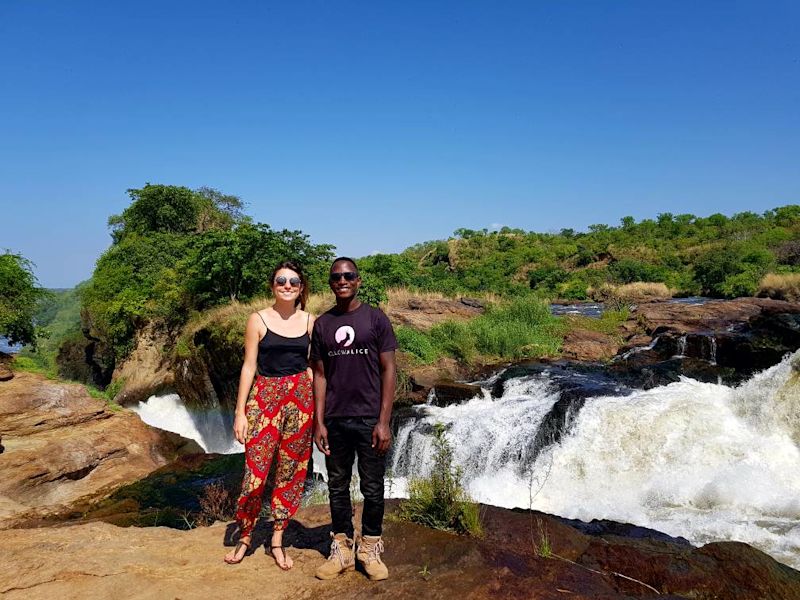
xmin=371 ymin=422 xmax=392 ymax=456
xmin=233 ymin=412 xmax=248 ymax=445
xmin=314 ymin=422 xmax=330 ymax=456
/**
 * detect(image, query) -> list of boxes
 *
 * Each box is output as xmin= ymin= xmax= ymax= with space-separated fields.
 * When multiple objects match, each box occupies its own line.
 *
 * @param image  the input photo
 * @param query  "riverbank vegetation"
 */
xmin=9 ymin=187 xmax=800 ymax=391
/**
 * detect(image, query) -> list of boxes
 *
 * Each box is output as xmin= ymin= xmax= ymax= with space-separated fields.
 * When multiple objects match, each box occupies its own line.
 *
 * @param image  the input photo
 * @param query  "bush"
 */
xmin=559 ymin=279 xmax=588 ymax=300
xmin=398 ymin=423 xmax=482 ymax=536
xmin=396 ymin=326 xmax=439 ymax=364
xmin=430 ymin=320 xmax=477 ymax=363
xmin=197 ymin=481 xmax=234 ymax=525
xmin=471 ymin=297 xmax=562 ymax=359
xmin=608 ymin=258 xmax=667 ymax=284
xmin=426 ymin=296 xmax=562 ymax=364
xmin=358 ymin=277 xmax=388 ymax=307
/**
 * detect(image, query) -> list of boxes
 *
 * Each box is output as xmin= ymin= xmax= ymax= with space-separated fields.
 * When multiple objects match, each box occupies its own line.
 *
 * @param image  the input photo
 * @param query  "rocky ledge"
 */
xmin=0 ymin=372 xmax=200 ymax=528
xmin=1 ymin=502 xmax=798 ymax=599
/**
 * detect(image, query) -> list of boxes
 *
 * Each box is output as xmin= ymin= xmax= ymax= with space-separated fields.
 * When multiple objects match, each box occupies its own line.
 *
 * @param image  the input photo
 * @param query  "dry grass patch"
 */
xmin=386 ymin=287 xmax=501 ymax=311
xmin=615 ymin=282 xmax=672 ymax=300
xmin=758 ymin=273 xmax=800 ymax=302
xmin=590 ymin=282 xmax=671 ymax=304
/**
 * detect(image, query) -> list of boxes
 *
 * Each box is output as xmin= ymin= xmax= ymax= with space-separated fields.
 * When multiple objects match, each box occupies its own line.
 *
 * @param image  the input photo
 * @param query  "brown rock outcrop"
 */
xmin=0 ymin=372 xmax=200 ymax=528
xmin=561 ymin=329 xmax=620 ymax=362
xmin=112 ymin=324 xmax=178 ymax=406
xmin=633 ymin=297 xmax=800 ymax=335
xmin=387 ymin=296 xmax=484 ymax=331
xmin=0 ymin=351 xmax=13 ymax=381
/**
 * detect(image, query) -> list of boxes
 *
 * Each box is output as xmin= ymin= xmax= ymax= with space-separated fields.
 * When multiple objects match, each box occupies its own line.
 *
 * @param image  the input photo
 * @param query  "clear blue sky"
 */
xmin=1 ymin=1 xmax=798 ymax=288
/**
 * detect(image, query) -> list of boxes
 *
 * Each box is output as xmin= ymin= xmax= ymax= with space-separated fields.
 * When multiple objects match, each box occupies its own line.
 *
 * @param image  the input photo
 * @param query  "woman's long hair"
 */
xmin=270 ymin=260 xmax=308 ymax=309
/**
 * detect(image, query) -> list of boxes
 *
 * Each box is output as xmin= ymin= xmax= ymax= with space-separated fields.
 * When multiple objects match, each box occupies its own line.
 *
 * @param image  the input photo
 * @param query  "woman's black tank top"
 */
xmin=256 ymin=313 xmax=310 ymax=377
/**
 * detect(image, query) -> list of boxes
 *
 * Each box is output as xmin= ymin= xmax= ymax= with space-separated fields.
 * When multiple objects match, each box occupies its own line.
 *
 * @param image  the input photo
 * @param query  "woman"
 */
xmin=224 ymin=261 xmax=315 ymax=570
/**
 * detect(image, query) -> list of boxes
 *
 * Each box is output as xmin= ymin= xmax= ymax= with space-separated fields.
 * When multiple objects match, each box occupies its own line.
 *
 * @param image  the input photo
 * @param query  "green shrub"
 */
xmin=358 ymin=277 xmax=388 ymax=307
xmin=398 ymin=423 xmax=482 ymax=536
xmin=396 ymin=326 xmax=439 ymax=364
xmin=471 ymin=297 xmax=562 ymax=359
xmin=559 ymin=279 xmax=589 ymax=300
xmin=721 ymin=269 xmax=761 ymax=298
xmin=430 ymin=320 xmax=476 ymax=363
xmin=426 ymin=296 xmax=562 ymax=364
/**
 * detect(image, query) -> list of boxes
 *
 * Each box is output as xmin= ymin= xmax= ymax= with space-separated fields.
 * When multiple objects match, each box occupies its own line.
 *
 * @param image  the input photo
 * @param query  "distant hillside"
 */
xmin=358 ymin=206 xmax=800 ymax=300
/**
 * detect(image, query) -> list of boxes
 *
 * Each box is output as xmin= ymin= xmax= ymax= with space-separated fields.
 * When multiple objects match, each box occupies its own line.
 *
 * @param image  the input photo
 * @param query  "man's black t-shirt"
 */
xmin=310 ymin=303 xmax=398 ymax=418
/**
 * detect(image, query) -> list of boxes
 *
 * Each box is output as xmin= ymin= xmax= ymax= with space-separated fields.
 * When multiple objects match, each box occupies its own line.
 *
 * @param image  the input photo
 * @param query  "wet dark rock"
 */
xmin=429 ymin=381 xmax=482 ymax=406
xmin=460 ymin=297 xmax=484 ymax=309
xmin=558 ymin=516 xmax=692 ymax=546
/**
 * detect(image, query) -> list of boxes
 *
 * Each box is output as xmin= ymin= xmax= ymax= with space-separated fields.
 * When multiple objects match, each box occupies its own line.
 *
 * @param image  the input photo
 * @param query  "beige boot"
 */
xmin=315 ymin=533 xmax=355 ymax=580
xmin=356 ymin=535 xmax=388 ymax=581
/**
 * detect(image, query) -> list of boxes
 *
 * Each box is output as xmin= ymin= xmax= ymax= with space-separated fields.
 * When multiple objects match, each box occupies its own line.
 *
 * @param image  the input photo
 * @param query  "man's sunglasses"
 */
xmin=329 ymin=272 xmax=358 ymax=282
xmin=275 ymin=276 xmax=302 ymax=287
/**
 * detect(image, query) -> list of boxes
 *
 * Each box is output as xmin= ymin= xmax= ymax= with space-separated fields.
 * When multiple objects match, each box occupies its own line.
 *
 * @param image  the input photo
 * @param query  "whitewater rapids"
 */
xmin=390 ymin=353 xmax=800 ymax=569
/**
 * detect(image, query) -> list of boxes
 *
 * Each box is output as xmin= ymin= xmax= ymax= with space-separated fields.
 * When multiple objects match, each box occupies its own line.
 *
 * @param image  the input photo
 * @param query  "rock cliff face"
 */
xmin=112 ymin=321 xmax=242 ymax=411
xmin=0 ymin=372 xmax=200 ymax=528
xmin=0 ymin=351 xmax=13 ymax=381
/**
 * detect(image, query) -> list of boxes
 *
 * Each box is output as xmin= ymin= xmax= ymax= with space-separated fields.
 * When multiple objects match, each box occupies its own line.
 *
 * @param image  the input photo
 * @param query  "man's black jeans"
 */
xmin=325 ymin=417 xmax=386 ymax=538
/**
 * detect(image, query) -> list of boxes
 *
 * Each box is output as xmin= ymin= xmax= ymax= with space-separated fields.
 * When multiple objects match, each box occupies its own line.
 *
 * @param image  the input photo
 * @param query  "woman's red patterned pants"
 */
xmin=234 ymin=371 xmax=313 ymax=539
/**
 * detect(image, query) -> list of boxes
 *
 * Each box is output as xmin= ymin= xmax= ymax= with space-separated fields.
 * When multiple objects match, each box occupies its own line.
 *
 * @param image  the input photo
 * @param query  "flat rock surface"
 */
xmin=0 ymin=372 xmax=198 ymax=528
xmin=633 ymin=297 xmax=800 ymax=334
xmin=2 ymin=503 xmax=799 ymax=600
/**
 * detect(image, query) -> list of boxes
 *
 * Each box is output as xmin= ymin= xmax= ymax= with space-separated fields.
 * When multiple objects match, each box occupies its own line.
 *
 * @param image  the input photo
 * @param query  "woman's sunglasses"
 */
xmin=329 ymin=272 xmax=358 ymax=282
xmin=274 ymin=276 xmax=302 ymax=287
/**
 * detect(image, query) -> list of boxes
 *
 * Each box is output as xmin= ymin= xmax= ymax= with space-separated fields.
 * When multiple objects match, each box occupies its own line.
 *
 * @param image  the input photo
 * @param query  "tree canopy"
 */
xmin=0 ymin=252 xmax=47 ymax=347
xmin=108 ymin=184 xmax=247 ymax=243
xmin=81 ymin=184 xmax=334 ymax=359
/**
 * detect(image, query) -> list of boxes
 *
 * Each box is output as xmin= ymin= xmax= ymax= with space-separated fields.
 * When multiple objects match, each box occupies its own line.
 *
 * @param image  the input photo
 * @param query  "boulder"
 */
xmin=0 ymin=372 xmax=200 ymax=528
xmin=428 ymin=381 xmax=482 ymax=406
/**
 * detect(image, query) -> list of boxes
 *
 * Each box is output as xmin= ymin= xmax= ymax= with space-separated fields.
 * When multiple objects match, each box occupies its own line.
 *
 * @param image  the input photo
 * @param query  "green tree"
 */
xmin=188 ymin=223 xmax=334 ymax=305
xmin=109 ymin=184 xmax=203 ymax=243
xmin=0 ymin=252 xmax=47 ymax=347
xmin=195 ymin=186 xmax=248 ymax=231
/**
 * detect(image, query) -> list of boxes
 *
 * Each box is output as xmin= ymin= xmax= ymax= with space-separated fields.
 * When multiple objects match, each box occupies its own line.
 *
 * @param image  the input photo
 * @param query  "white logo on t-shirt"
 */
xmin=334 ymin=325 xmax=355 ymax=347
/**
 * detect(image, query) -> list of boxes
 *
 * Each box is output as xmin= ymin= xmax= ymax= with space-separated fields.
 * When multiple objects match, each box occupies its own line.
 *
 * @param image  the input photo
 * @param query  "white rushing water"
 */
xmin=390 ymin=353 xmax=800 ymax=569
xmin=131 ymin=392 xmax=330 ymax=479
xmin=132 ymin=393 xmax=243 ymax=454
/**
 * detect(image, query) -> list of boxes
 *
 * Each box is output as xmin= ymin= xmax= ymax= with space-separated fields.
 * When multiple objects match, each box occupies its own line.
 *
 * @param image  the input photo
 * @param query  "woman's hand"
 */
xmin=233 ymin=412 xmax=248 ymax=445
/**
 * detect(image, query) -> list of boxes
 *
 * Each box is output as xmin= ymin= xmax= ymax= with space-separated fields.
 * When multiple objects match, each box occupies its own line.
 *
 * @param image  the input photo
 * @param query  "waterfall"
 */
xmin=708 ymin=335 xmax=718 ymax=365
xmin=675 ymin=335 xmax=688 ymax=358
xmin=390 ymin=352 xmax=800 ymax=569
xmin=616 ymin=336 xmax=660 ymax=361
xmin=131 ymin=393 xmax=330 ymax=480
xmin=132 ymin=393 xmax=243 ymax=454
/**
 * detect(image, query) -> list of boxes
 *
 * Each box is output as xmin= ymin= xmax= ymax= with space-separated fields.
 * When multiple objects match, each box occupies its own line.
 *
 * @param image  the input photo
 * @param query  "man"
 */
xmin=311 ymin=257 xmax=397 ymax=581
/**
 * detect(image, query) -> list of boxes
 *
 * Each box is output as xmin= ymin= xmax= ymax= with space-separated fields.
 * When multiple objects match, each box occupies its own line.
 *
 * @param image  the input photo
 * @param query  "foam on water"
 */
xmin=392 ymin=353 xmax=800 ymax=569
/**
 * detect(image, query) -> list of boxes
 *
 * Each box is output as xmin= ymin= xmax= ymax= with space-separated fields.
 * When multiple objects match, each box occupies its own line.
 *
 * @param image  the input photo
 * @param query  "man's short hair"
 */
xmin=331 ymin=256 xmax=359 ymax=274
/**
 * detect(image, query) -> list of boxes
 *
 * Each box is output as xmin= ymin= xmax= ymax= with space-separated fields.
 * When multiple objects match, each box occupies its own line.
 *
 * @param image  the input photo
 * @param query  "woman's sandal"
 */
xmin=270 ymin=545 xmax=293 ymax=571
xmin=224 ymin=539 xmax=250 ymax=564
